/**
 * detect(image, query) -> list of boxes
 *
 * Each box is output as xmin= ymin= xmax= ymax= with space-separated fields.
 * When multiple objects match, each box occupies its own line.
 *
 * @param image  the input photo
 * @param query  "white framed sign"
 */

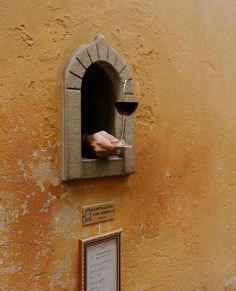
xmin=78 ymin=229 xmax=122 ymax=291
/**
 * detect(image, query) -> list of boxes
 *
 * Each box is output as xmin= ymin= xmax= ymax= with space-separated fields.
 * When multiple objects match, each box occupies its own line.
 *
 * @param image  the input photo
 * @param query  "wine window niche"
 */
xmin=62 ymin=34 xmax=136 ymax=180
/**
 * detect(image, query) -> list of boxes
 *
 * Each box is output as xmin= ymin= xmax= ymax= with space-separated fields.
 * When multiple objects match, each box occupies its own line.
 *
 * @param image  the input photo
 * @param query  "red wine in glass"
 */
xmin=114 ymin=80 xmax=139 ymax=147
xmin=115 ymin=101 xmax=139 ymax=117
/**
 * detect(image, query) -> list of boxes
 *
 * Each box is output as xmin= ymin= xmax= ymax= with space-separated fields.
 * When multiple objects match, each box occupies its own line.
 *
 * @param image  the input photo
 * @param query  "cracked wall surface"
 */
xmin=1 ymin=0 xmax=236 ymax=290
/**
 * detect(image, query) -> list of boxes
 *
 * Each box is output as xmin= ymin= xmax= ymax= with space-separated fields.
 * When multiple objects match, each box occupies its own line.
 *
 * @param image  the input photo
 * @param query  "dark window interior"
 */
xmin=81 ymin=61 xmax=119 ymax=157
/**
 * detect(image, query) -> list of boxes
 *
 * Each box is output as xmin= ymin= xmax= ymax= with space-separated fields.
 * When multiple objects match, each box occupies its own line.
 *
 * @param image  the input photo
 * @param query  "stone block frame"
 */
xmin=62 ymin=34 xmax=136 ymax=180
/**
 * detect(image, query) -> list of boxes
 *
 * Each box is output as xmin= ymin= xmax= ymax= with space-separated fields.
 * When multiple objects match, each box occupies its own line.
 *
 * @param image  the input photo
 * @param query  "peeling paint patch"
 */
xmin=224 ymin=275 xmax=236 ymax=289
xmin=8 ymin=119 xmax=28 ymax=144
xmin=31 ymin=161 xmax=60 ymax=192
xmin=51 ymin=203 xmax=79 ymax=240
xmin=13 ymin=24 xmax=34 ymax=47
xmin=48 ymin=260 xmax=76 ymax=289
xmin=17 ymin=159 xmax=32 ymax=182
xmin=0 ymin=204 xmax=9 ymax=232
xmin=21 ymin=200 xmax=29 ymax=215
xmin=0 ymin=160 xmax=13 ymax=182
xmin=0 ymin=264 xmax=23 ymax=275
xmin=40 ymin=193 xmax=57 ymax=213
xmin=32 ymin=149 xmax=39 ymax=157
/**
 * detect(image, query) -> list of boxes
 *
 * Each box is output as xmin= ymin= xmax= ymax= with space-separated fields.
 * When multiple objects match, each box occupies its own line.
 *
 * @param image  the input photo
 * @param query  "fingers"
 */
xmin=85 ymin=131 xmax=121 ymax=158
xmin=96 ymin=137 xmax=119 ymax=156
xmin=93 ymin=146 xmax=116 ymax=158
xmin=99 ymin=131 xmax=119 ymax=143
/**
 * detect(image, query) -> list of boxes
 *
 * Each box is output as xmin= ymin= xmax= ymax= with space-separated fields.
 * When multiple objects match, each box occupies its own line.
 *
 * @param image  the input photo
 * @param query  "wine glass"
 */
xmin=114 ymin=79 xmax=139 ymax=147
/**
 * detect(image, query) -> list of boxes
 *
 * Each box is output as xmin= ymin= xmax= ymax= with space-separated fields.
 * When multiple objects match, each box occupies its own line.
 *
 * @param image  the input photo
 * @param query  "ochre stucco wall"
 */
xmin=1 ymin=1 xmax=236 ymax=290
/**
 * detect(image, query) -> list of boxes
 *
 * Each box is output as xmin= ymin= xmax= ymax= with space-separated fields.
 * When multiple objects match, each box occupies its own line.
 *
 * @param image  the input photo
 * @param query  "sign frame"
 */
xmin=82 ymin=202 xmax=115 ymax=226
xmin=78 ymin=229 xmax=122 ymax=291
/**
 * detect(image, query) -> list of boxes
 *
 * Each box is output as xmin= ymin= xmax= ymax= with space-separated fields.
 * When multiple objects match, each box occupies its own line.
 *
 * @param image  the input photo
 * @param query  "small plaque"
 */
xmin=82 ymin=202 xmax=115 ymax=226
xmin=78 ymin=230 xmax=121 ymax=291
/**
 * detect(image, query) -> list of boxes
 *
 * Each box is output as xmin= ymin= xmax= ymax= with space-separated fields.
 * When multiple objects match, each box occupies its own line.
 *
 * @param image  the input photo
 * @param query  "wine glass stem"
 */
xmin=120 ymin=116 xmax=127 ymax=142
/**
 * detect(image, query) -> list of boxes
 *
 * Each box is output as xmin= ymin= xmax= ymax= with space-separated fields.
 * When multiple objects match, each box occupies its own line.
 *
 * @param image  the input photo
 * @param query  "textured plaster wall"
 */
xmin=1 ymin=0 xmax=236 ymax=290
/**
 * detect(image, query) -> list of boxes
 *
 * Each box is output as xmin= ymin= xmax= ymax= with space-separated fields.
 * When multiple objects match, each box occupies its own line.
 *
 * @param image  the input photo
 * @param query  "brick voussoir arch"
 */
xmin=65 ymin=34 xmax=132 ymax=88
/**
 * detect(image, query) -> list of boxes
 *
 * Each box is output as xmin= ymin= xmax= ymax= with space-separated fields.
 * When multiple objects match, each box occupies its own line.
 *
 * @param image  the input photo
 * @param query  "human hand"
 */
xmin=83 ymin=131 xmax=120 ymax=158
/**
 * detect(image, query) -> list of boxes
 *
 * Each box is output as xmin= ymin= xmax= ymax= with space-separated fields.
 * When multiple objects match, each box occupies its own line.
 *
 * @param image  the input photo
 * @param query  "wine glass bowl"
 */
xmin=114 ymin=101 xmax=139 ymax=117
xmin=114 ymin=79 xmax=139 ymax=147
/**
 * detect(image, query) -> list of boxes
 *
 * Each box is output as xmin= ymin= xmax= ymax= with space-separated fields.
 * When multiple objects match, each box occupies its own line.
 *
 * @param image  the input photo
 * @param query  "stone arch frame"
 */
xmin=62 ymin=34 xmax=135 ymax=180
